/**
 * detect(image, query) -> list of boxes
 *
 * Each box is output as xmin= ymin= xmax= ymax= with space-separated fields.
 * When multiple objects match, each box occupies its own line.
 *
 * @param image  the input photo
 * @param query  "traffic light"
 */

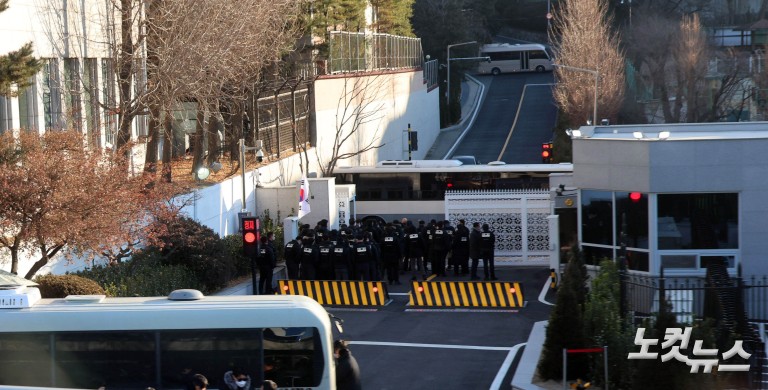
xmin=541 ymin=142 xmax=553 ymax=163
xmin=409 ymin=131 xmax=418 ymax=151
xmin=242 ymin=217 xmax=260 ymax=257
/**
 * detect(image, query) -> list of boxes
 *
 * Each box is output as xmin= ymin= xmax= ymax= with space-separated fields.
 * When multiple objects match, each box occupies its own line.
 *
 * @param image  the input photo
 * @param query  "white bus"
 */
xmin=334 ymin=160 xmax=572 ymax=222
xmin=477 ymin=43 xmax=554 ymax=75
xmin=0 ymin=287 xmax=338 ymax=390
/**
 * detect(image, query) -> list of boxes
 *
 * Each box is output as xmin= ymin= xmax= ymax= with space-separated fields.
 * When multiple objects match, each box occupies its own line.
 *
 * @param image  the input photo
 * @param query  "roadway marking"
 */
xmin=495 ymin=83 xmax=556 ymax=161
xmin=405 ymin=308 xmax=518 ymax=313
xmin=491 ymin=342 xmax=525 ymax=390
xmin=349 ymin=340 xmax=526 ymax=388
xmin=348 ymin=340 xmax=514 ymax=351
xmin=538 ymin=276 xmax=554 ymax=306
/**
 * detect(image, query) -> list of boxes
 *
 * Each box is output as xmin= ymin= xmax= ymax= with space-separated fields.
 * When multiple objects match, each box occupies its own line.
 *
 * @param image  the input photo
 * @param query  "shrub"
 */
xmin=76 ymin=251 xmax=202 ymax=297
xmin=151 ymin=215 xmax=236 ymax=292
xmin=222 ymin=234 xmax=251 ymax=277
xmin=34 ymin=274 xmax=105 ymax=298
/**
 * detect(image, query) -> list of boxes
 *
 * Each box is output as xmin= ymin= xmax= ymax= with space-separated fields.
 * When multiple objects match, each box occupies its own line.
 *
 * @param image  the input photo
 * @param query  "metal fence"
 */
xmin=329 ymin=31 xmax=423 ymax=74
xmin=249 ymin=82 xmax=311 ymax=158
xmin=423 ymin=59 xmax=439 ymax=90
xmin=622 ymin=274 xmax=768 ymax=323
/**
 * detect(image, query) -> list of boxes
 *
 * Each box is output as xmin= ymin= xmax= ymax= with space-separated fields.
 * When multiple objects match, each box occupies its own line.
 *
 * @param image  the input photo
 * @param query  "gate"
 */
xmin=444 ymin=189 xmax=555 ymax=266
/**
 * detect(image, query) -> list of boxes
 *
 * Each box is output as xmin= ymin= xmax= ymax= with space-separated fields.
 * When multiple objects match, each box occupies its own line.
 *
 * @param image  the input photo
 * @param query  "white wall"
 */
xmin=313 ymin=70 xmax=440 ymax=169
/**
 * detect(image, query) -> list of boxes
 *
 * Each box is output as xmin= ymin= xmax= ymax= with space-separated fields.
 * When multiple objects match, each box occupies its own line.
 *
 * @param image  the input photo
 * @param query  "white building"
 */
xmin=0 ymin=0 xmax=145 ymax=145
xmin=570 ymin=122 xmax=768 ymax=279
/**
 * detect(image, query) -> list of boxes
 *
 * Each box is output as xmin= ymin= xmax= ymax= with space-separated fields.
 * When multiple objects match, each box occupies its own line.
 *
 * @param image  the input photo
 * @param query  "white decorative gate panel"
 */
xmin=445 ymin=189 xmax=554 ymax=266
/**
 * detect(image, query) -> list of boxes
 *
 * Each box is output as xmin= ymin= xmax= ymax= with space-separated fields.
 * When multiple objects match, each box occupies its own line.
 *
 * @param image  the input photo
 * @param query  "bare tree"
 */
xmin=141 ymin=0 xmax=304 ymax=180
xmin=551 ymin=0 xmax=625 ymax=126
xmin=316 ymin=75 xmax=386 ymax=177
xmin=676 ymin=13 xmax=707 ymax=122
xmin=628 ymin=9 xmax=751 ymax=123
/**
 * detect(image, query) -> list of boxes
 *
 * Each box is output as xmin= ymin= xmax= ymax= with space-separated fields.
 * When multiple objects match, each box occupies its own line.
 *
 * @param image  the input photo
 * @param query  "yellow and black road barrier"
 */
xmin=408 ymin=280 xmax=525 ymax=308
xmin=278 ymin=280 xmax=391 ymax=306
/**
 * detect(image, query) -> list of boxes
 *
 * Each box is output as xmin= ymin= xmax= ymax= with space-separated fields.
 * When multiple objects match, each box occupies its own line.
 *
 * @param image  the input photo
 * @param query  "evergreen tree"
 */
xmin=631 ymin=285 xmax=690 ymax=390
xmin=538 ymin=246 xmax=590 ymax=381
xmin=371 ymin=0 xmax=414 ymax=36
xmin=0 ymin=0 xmax=42 ymax=97
xmin=584 ymin=259 xmax=634 ymax=389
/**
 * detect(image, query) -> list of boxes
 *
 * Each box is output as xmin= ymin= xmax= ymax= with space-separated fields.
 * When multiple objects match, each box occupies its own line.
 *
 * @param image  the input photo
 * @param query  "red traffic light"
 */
xmin=541 ymin=142 xmax=553 ymax=163
xmin=242 ymin=217 xmax=260 ymax=255
xmin=630 ymin=192 xmax=642 ymax=202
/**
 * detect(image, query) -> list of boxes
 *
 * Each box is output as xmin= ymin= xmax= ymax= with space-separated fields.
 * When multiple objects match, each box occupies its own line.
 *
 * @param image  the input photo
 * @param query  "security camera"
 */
xmin=256 ymin=149 xmax=264 ymax=163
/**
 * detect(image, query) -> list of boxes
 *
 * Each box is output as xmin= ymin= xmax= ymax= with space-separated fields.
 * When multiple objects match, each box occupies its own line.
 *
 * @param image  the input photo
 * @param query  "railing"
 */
xmin=423 ymin=59 xmax=439 ymax=91
xmin=621 ymin=273 xmax=768 ymax=323
xmin=328 ymin=31 xmax=423 ymax=74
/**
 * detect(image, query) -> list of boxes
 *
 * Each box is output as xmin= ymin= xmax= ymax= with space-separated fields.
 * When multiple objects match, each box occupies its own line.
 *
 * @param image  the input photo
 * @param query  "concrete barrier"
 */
xmin=408 ymin=280 xmax=524 ymax=308
xmin=277 ymin=280 xmax=391 ymax=306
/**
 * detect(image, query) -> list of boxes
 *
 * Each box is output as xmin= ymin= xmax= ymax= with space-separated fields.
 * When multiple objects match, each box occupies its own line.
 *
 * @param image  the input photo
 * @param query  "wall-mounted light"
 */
xmin=566 ymin=129 xmax=583 ymax=138
xmin=195 ymin=166 xmax=210 ymax=181
xmin=658 ymin=131 xmax=670 ymax=140
xmin=633 ymin=131 xmax=644 ymax=139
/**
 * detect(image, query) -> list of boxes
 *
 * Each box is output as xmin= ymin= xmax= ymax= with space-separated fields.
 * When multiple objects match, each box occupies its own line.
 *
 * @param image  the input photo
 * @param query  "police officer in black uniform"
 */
xmin=299 ymin=231 xmax=319 ymax=280
xmin=317 ymin=235 xmax=334 ymax=280
xmin=332 ymin=233 xmax=353 ymax=280
xmin=452 ymin=219 xmax=470 ymax=276
xmin=406 ymin=225 xmax=426 ymax=281
xmin=381 ymin=224 xmax=403 ymax=285
xmin=283 ymin=235 xmax=302 ymax=279
xmin=480 ymin=223 xmax=497 ymax=280
xmin=430 ymin=221 xmax=449 ymax=277
xmin=469 ymin=222 xmax=483 ymax=280
xmin=257 ymin=235 xmax=276 ymax=294
xmin=352 ymin=234 xmax=373 ymax=281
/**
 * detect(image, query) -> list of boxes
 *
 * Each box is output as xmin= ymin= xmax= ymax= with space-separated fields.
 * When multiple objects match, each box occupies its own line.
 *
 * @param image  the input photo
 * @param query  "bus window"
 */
xmin=161 ymin=329 xmax=263 ymax=390
xmin=263 ymin=327 xmax=324 ymax=388
xmin=0 ymin=333 xmax=52 ymax=388
xmin=529 ymin=50 xmax=549 ymax=60
xmin=487 ymin=51 xmax=520 ymax=61
xmin=54 ymin=331 xmax=156 ymax=389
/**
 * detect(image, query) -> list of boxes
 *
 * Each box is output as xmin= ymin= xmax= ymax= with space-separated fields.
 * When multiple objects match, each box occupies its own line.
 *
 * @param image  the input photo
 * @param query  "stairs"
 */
xmin=705 ymin=260 xmax=766 ymax=389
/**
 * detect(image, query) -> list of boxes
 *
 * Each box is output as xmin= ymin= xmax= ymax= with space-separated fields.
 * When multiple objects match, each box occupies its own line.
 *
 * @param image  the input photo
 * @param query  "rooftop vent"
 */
xmin=168 ymin=289 xmax=204 ymax=301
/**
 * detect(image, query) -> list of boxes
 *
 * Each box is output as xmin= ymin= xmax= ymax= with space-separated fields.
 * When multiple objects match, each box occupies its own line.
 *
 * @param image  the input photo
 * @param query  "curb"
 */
xmin=512 ymin=320 xmax=549 ymax=390
xmin=442 ymin=74 xmax=487 ymax=159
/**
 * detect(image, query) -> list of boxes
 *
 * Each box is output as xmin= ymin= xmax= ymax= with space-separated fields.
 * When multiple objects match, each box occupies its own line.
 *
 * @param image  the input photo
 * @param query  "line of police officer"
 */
xmin=282 ymin=218 xmax=498 ymax=285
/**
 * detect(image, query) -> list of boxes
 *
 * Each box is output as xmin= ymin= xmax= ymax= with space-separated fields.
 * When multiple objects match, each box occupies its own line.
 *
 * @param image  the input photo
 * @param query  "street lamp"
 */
xmin=447 ymin=41 xmax=477 ymax=107
xmin=553 ymin=64 xmax=599 ymax=125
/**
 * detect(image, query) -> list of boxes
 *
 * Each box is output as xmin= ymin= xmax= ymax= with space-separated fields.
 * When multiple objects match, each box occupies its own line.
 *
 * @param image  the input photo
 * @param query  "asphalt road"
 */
xmin=327 ymin=267 xmax=554 ymax=389
xmin=449 ymin=71 xmax=557 ymax=164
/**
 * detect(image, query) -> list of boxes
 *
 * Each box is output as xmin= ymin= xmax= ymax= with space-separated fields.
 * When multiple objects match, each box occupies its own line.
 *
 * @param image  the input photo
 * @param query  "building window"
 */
xmin=83 ymin=59 xmax=100 ymax=146
xmin=0 ymin=95 xmax=11 ymax=133
xmin=580 ymin=190 xmax=650 ymax=271
xmin=63 ymin=58 xmax=82 ymax=132
xmin=615 ymin=191 xmax=649 ymax=249
xmin=657 ymin=193 xmax=738 ymax=250
xmin=42 ymin=59 xmax=63 ymax=130
xmin=18 ymin=76 xmax=39 ymax=131
xmin=581 ymin=190 xmax=613 ymax=245
xmin=101 ymin=58 xmax=116 ymax=145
